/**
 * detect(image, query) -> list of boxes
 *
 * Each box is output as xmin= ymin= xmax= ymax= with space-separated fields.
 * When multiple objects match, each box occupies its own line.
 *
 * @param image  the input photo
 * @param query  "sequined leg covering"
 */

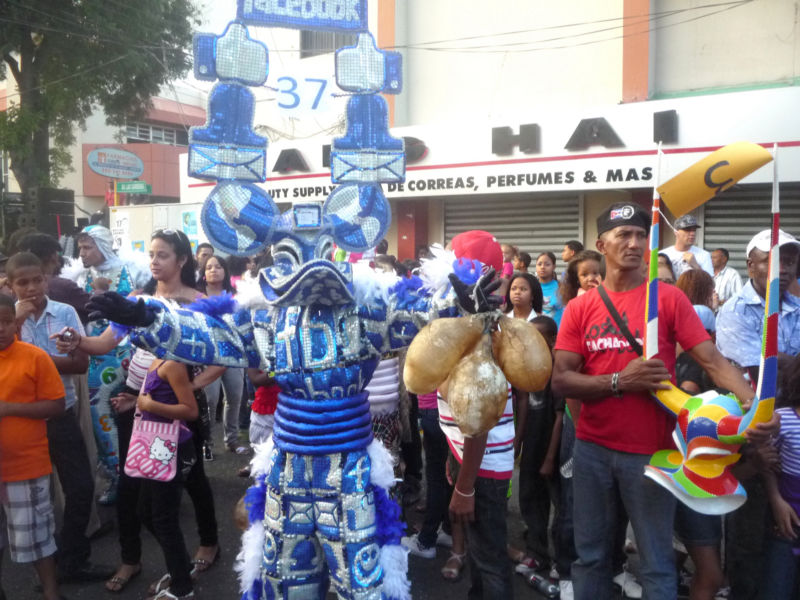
xmin=237 ymin=394 xmax=410 ymax=600
xmin=88 ymin=357 xmax=126 ymax=482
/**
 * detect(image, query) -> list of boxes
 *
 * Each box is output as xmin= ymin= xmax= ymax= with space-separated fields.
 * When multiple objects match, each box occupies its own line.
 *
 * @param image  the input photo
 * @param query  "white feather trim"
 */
xmin=117 ymin=245 xmax=152 ymax=289
xmin=380 ymin=544 xmax=411 ymax=600
xmin=235 ymin=520 xmax=265 ymax=593
xmin=236 ymin=275 xmax=270 ymax=310
xmin=367 ymin=439 xmax=396 ymax=490
xmin=352 ymin=262 xmax=399 ymax=308
xmin=250 ymin=436 xmax=274 ymax=478
xmin=418 ymin=247 xmax=456 ymax=295
xmin=60 ymin=257 xmax=86 ymax=283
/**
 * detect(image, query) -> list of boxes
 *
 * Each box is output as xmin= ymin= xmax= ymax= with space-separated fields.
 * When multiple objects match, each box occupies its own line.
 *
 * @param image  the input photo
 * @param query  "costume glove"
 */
xmin=448 ymin=267 xmax=502 ymax=314
xmin=86 ymin=292 xmax=159 ymax=327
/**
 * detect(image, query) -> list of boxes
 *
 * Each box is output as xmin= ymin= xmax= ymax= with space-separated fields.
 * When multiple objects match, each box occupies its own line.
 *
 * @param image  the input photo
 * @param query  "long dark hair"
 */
xmin=198 ymin=255 xmax=233 ymax=294
xmin=504 ymin=272 xmax=543 ymax=314
xmin=142 ymin=229 xmax=196 ymax=295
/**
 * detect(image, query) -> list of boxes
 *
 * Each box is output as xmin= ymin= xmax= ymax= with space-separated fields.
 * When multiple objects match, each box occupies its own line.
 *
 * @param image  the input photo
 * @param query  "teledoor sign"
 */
xmin=237 ymin=0 xmax=368 ymax=31
xmin=87 ymin=148 xmax=144 ymax=179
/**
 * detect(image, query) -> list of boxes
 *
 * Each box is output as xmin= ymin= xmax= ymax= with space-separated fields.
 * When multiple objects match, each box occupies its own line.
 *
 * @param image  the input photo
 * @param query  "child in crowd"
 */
xmin=513 ymin=251 xmax=531 ymax=273
xmin=535 ymin=252 xmax=564 ymax=325
xmin=0 ymin=294 xmax=67 ymax=600
xmin=7 ymin=252 xmax=106 ymax=582
xmin=401 ymin=389 xmax=461 ymax=579
xmin=559 ymin=250 xmax=603 ymax=304
xmin=139 ymin=358 xmax=200 ymax=600
xmin=511 ymin=315 xmax=564 ymax=576
xmin=501 ymin=244 xmax=517 ymax=279
xmin=760 ymin=354 xmax=800 ymax=599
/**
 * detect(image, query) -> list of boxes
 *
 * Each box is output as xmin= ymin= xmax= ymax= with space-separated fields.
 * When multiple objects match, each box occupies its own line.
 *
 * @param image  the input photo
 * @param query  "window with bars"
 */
xmin=125 ymin=121 xmax=187 ymax=146
xmin=300 ymin=30 xmax=357 ymax=59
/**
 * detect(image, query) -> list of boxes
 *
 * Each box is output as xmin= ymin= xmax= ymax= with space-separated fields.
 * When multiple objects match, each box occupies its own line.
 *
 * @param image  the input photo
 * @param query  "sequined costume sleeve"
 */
xmin=360 ymin=285 xmax=461 ymax=354
xmin=126 ymin=297 xmax=266 ymax=369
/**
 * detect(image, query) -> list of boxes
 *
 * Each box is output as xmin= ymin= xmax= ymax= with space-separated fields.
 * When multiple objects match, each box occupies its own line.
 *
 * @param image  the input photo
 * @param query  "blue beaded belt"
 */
xmin=272 ymin=392 xmax=374 ymax=455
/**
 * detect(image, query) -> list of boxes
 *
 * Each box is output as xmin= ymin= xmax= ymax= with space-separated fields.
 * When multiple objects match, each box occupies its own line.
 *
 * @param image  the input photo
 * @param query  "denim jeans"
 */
xmin=759 ymin=533 xmax=799 ymax=600
xmin=572 ymin=439 xmax=676 ymax=600
xmin=203 ymin=367 xmax=245 ymax=447
xmin=467 ymin=476 xmax=513 ymax=600
xmin=556 ymin=415 xmax=577 ymax=578
xmin=47 ymin=407 xmax=95 ymax=571
xmin=418 ymin=408 xmax=451 ymax=547
xmin=726 ymin=476 xmax=768 ymax=600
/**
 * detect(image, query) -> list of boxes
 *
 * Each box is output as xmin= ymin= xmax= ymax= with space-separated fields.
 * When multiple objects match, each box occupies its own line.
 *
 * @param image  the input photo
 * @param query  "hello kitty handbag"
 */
xmin=124 ymin=412 xmax=180 ymax=481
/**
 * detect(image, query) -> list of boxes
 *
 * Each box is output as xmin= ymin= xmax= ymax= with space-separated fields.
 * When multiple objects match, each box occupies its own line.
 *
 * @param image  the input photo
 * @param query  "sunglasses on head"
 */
xmin=153 ymin=228 xmax=185 ymax=240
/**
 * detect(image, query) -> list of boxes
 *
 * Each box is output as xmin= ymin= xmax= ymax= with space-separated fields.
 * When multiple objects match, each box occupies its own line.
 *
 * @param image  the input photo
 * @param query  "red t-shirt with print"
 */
xmin=555 ymin=281 xmax=709 ymax=454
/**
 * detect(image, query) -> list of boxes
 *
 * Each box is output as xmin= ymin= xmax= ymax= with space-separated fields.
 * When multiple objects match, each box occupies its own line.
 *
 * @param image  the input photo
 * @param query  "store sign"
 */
xmin=237 ymin=0 xmax=367 ymax=31
xmin=385 ymin=162 xmax=655 ymax=196
xmin=87 ymin=148 xmax=144 ymax=179
xmin=491 ymin=116 xmax=663 ymax=156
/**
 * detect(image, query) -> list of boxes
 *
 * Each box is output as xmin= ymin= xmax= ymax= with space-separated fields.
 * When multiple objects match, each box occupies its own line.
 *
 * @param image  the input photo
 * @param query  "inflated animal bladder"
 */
xmin=403 ymin=314 xmax=484 ymax=394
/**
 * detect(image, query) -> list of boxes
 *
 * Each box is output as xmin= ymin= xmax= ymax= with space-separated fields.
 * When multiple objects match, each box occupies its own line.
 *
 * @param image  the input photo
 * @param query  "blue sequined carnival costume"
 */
xmin=120 ymin=260 xmax=459 ymax=600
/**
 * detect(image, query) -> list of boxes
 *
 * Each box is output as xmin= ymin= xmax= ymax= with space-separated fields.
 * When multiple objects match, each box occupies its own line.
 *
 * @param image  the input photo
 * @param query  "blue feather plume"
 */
xmin=372 ymin=484 xmax=404 ymax=546
xmin=244 ymin=473 xmax=267 ymax=524
xmin=187 ymin=292 xmax=239 ymax=319
xmin=452 ymin=258 xmax=483 ymax=285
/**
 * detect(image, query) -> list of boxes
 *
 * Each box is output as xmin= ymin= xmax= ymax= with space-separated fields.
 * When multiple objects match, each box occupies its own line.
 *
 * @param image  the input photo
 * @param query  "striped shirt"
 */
xmin=775 ymin=407 xmax=800 ymax=477
xmin=438 ymin=385 xmax=514 ymax=480
xmin=714 ymin=265 xmax=743 ymax=305
xmin=126 ymin=347 xmax=156 ymax=392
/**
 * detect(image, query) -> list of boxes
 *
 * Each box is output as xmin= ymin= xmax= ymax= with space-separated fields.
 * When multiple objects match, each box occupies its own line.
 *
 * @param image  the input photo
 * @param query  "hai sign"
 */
xmin=87 ymin=148 xmax=144 ymax=179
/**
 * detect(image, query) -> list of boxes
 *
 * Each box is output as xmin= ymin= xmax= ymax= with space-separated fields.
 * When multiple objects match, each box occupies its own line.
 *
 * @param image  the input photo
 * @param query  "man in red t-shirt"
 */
xmin=552 ymin=203 xmax=756 ymax=600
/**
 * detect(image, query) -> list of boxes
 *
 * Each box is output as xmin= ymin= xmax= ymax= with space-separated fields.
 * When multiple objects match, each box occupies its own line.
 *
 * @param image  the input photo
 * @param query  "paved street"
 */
xmin=2 ymin=427 xmax=542 ymax=600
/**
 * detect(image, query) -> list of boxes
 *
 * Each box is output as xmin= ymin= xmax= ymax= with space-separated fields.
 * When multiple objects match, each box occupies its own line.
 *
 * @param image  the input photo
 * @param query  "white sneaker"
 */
xmin=559 ymin=579 xmax=574 ymax=600
xmin=613 ymin=570 xmax=643 ymax=599
xmin=401 ymin=534 xmax=436 ymax=559
xmin=436 ymin=529 xmax=453 ymax=548
xmin=549 ymin=565 xmax=560 ymax=580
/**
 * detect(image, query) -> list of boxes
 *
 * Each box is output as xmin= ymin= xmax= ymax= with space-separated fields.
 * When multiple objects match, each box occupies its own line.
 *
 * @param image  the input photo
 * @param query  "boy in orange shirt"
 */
xmin=0 ymin=294 xmax=67 ymax=600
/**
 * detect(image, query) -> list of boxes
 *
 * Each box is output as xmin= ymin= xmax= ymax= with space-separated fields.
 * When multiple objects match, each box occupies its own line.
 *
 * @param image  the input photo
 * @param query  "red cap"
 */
xmin=451 ymin=230 xmax=503 ymax=273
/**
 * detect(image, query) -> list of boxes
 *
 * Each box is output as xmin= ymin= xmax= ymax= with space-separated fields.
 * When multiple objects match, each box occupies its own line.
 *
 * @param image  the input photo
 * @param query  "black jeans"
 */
xmin=519 ymin=405 xmax=556 ymax=563
xmin=138 ymin=454 xmax=193 ymax=596
xmin=400 ymin=393 xmax=423 ymax=488
xmin=466 ymin=476 xmax=513 ymax=600
xmin=47 ymin=407 xmax=95 ymax=571
xmin=418 ymin=408 xmax=451 ymax=547
xmin=117 ymin=410 xmax=218 ymax=566
xmin=184 ymin=426 xmax=218 ymax=547
xmin=116 ymin=408 xmax=142 ymax=565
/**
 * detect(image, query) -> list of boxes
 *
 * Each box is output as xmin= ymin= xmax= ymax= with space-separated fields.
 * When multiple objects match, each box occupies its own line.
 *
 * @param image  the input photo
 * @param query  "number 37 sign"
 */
xmin=268 ymin=62 xmax=342 ymax=115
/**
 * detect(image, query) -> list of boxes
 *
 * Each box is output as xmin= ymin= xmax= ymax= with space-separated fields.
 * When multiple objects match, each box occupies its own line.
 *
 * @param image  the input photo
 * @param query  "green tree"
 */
xmin=0 ymin=0 xmax=199 ymax=195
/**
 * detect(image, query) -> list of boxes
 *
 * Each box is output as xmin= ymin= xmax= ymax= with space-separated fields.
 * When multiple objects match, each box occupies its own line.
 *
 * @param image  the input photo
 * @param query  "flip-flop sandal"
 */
xmin=441 ymin=551 xmax=466 ymax=582
xmin=148 ymin=573 xmax=171 ymax=596
xmin=105 ymin=564 xmax=142 ymax=593
xmin=191 ymin=546 xmax=221 ymax=576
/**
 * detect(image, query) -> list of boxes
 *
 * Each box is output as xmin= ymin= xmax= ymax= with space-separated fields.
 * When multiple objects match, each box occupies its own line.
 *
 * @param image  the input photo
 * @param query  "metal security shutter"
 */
xmin=444 ymin=193 xmax=581 ymax=272
xmin=702 ymin=185 xmax=800 ymax=277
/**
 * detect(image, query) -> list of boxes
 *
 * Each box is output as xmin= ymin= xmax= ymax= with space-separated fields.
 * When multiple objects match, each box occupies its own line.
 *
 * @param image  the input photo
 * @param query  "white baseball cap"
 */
xmin=746 ymin=229 xmax=800 ymax=257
